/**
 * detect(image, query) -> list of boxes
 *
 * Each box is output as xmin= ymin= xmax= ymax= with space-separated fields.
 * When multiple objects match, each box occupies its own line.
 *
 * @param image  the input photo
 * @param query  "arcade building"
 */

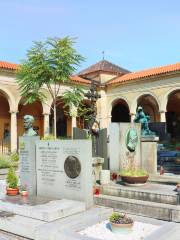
xmin=0 ymin=59 xmax=180 ymax=154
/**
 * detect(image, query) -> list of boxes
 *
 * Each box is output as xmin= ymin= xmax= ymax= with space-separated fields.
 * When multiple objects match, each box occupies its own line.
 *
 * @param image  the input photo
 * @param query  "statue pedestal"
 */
xmin=141 ymin=136 xmax=159 ymax=175
xmin=92 ymin=157 xmax=104 ymax=184
xmin=19 ymin=136 xmax=40 ymax=196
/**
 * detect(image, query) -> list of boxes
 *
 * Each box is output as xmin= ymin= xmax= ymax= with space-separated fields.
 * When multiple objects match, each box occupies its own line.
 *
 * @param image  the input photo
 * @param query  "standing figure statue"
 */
xmin=134 ymin=106 xmax=155 ymax=136
xmin=23 ymin=115 xmax=38 ymax=136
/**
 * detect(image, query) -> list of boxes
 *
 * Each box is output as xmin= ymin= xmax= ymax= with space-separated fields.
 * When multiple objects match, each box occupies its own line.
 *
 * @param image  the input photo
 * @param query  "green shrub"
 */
xmin=41 ymin=135 xmax=71 ymax=140
xmin=109 ymin=212 xmax=124 ymax=222
xmin=41 ymin=135 xmax=56 ymax=140
xmin=120 ymin=168 xmax=148 ymax=177
xmin=0 ymin=154 xmax=18 ymax=169
xmin=6 ymin=167 xmax=18 ymax=189
xmin=10 ymin=152 xmax=19 ymax=162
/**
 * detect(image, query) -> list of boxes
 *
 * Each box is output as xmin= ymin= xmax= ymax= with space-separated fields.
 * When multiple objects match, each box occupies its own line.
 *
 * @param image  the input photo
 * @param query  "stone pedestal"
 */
xmin=141 ymin=136 xmax=159 ymax=174
xmin=109 ymin=123 xmax=141 ymax=171
xmin=100 ymin=170 xmax=110 ymax=185
xmin=19 ymin=136 xmax=40 ymax=196
xmin=92 ymin=157 xmax=104 ymax=184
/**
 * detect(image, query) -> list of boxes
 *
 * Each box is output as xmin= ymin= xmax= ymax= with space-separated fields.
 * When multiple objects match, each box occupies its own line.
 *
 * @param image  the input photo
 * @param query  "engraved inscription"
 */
xmin=37 ymin=146 xmax=63 ymax=186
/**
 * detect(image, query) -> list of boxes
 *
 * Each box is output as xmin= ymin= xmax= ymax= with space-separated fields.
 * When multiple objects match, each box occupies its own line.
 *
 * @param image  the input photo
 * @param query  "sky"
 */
xmin=0 ymin=0 xmax=180 ymax=73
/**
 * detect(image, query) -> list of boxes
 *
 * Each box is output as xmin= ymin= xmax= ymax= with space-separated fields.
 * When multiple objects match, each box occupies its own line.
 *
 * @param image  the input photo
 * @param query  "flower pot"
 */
xmin=6 ymin=187 xmax=19 ymax=196
xmin=110 ymin=221 xmax=134 ymax=229
xmin=121 ymin=175 xmax=149 ymax=184
xmin=20 ymin=191 xmax=28 ymax=196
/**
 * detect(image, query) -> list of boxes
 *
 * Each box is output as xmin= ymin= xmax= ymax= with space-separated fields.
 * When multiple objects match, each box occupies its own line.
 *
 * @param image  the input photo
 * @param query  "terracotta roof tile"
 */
xmin=0 ymin=61 xmax=19 ymax=70
xmin=79 ymin=60 xmax=130 ymax=76
xmin=0 ymin=60 xmax=89 ymax=84
xmin=108 ymin=62 xmax=180 ymax=85
xmin=70 ymin=75 xmax=91 ymax=85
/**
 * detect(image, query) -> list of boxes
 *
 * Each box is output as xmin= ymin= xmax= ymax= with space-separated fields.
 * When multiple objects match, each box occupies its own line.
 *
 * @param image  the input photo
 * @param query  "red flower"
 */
xmin=111 ymin=173 xmax=117 ymax=180
xmin=94 ymin=188 xmax=100 ymax=195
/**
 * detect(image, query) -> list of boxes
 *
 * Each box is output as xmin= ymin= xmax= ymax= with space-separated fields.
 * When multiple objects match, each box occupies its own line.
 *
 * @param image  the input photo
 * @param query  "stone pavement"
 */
xmin=0 ymin=179 xmax=180 ymax=240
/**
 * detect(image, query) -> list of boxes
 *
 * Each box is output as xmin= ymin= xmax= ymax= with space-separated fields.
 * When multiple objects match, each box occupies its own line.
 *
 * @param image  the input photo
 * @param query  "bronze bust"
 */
xmin=23 ymin=115 xmax=38 ymax=136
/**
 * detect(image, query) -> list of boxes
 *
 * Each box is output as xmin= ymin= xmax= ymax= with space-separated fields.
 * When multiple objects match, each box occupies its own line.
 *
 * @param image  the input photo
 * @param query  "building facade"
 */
xmin=0 ymin=60 xmax=180 ymax=152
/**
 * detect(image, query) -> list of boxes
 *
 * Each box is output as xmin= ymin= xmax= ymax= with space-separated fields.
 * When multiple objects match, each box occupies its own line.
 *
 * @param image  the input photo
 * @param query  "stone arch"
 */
xmin=77 ymin=99 xmax=91 ymax=129
xmin=49 ymin=96 xmax=70 ymax=137
xmin=0 ymin=86 xmax=16 ymax=111
xmin=108 ymin=96 xmax=131 ymax=117
xmin=165 ymin=88 xmax=180 ymax=139
xmin=0 ymin=89 xmax=12 ymax=143
xmin=161 ymin=87 xmax=180 ymax=112
xmin=133 ymin=93 xmax=160 ymax=122
xmin=17 ymin=98 xmax=44 ymax=137
xmin=110 ymin=97 xmax=130 ymax=122
xmin=130 ymin=91 xmax=160 ymax=115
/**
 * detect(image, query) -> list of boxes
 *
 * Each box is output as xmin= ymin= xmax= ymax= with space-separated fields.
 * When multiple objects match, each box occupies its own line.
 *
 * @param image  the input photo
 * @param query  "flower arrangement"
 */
xmin=111 ymin=172 xmax=118 ymax=181
xmin=120 ymin=168 xmax=148 ymax=177
xmin=93 ymin=186 xmax=101 ymax=195
xmin=109 ymin=212 xmax=134 ymax=227
xmin=20 ymin=184 xmax=28 ymax=196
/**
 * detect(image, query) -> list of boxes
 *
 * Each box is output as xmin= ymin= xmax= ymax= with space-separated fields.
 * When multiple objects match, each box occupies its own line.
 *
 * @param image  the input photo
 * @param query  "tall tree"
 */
xmin=16 ymin=37 xmax=84 ymax=138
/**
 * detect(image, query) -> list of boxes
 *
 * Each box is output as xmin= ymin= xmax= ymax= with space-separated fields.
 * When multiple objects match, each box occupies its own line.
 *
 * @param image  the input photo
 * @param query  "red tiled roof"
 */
xmin=79 ymin=60 xmax=130 ymax=76
xmin=0 ymin=60 xmax=90 ymax=84
xmin=70 ymin=75 xmax=91 ymax=85
xmin=108 ymin=62 xmax=180 ymax=85
xmin=0 ymin=61 xmax=19 ymax=70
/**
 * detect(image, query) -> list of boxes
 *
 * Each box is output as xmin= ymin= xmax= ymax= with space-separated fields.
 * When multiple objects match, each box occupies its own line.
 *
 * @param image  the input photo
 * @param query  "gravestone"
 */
xmin=96 ymin=128 xmax=108 ymax=169
xmin=73 ymin=127 xmax=88 ymax=139
xmin=109 ymin=123 xmax=141 ymax=171
xmin=36 ymin=140 xmax=93 ymax=208
xmin=73 ymin=127 xmax=108 ymax=168
xmin=19 ymin=136 xmax=40 ymax=196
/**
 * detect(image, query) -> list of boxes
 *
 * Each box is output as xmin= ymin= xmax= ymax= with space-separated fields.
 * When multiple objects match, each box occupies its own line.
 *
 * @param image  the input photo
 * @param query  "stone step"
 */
xmin=94 ymin=194 xmax=180 ymax=222
xmin=101 ymin=183 xmax=179 ymax=205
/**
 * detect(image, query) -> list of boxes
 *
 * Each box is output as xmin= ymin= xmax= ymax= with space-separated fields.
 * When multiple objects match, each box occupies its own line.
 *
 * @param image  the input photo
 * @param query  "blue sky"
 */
xmin=0 ymin=0 xmax=179 ymax=72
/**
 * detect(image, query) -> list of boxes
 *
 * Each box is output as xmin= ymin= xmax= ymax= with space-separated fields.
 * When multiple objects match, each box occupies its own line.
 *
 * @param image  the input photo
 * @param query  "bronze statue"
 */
xmin=134 ymin=106 xmax=155 ymax=136
xmin=23 ymin=115 xmax=38 ymax=136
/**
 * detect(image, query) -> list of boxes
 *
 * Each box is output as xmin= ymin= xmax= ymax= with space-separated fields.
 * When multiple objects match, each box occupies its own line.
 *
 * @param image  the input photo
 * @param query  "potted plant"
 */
xmin=120 ymin=168 xmax=149 ymax=184
xmin=20 ymin=184 xmax=28 ymax=196
xmin=109 ymin=212 xmax=134 ymax=229
xmin=6 ymin=167 xmax=19 ymax=196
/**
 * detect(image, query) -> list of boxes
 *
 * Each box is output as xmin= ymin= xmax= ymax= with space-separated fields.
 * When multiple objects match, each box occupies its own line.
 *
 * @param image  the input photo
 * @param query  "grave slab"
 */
xmin=0 ymin=195 xmax=85 ymax=222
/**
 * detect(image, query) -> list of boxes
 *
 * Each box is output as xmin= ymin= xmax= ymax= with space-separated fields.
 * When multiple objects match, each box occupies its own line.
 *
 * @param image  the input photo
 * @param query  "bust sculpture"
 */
xmin=23 ymin=115 xmax=38 ymax=136
xmin=134 ymin=106 xmax=155 ymax=136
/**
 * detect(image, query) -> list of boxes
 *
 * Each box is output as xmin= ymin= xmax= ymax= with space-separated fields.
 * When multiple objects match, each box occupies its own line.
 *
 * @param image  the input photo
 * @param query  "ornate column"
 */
xmin=160 ymin=111 xmax=166 ymax=122
xmin=10 ymin=111 xmax=17 ymax=152
xmin=107 ymin=114 xmax=112 ymax=134
xmin=43 ymin=113 xmax=50 ymax=136
xmin=96 ymin=88 xmax=107 ymax=129
xmin=70 ymin=105 xmax=77 ymax=137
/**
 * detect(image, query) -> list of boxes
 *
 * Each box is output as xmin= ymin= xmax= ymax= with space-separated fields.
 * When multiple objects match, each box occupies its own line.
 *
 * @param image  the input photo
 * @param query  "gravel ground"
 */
xmin=79 ymin=220 xmax=160 ymax=240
